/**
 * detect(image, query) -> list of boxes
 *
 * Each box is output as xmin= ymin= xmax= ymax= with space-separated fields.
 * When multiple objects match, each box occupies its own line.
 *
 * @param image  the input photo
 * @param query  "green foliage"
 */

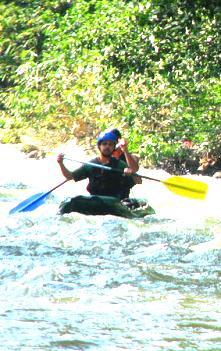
xmin=0 ymin=0 xmax=221 ymax=169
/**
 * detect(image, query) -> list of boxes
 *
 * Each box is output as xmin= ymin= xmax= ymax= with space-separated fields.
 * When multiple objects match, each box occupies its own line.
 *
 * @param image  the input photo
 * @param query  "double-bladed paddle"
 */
xmin=9 ymin=157 xmax=208 ymax=215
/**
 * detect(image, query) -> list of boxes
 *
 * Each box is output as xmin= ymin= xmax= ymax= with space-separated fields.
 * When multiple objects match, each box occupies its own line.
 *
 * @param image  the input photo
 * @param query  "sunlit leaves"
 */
xmin=0 ymin=0 xmax=221 ymax=167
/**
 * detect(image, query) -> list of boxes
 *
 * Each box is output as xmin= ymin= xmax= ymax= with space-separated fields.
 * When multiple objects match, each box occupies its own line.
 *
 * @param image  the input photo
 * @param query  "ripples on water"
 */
xmin=1 ymin=145 xmax=221 ymax=350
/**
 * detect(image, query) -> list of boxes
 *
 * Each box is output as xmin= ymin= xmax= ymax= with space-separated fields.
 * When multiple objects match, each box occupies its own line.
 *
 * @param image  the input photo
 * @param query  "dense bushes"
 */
xmin=0 ymin=0 xmax=220 ymax=172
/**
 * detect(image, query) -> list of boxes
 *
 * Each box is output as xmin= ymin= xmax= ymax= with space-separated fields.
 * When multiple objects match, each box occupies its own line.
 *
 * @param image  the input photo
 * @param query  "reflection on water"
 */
xmin=0 ymin=144 xmax=221 ymax=351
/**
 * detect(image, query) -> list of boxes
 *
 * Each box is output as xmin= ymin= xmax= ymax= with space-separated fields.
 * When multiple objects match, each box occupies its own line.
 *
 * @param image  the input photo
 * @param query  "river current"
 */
xmin=1 ymin=143 xmax=221 ymax=351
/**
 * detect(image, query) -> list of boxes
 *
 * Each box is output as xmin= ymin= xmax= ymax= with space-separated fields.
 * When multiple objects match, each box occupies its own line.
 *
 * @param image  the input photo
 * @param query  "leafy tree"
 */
xmin=0 ymin=0 xmax=220 ymax=172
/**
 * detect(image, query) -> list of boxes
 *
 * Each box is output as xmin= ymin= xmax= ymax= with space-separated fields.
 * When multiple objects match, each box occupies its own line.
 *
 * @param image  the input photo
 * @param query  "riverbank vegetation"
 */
xmin=0 ymin=0 xmax=221 ymax=174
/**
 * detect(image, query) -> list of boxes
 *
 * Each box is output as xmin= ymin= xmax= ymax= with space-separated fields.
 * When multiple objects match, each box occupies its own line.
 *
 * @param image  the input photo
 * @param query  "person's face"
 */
xmin=99 ymin=140 xmax=115 ymax=156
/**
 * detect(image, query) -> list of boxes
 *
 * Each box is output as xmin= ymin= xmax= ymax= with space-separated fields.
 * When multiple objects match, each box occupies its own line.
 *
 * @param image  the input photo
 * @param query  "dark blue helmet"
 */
xmin=97 ymin=131 xmax=117 ymax=144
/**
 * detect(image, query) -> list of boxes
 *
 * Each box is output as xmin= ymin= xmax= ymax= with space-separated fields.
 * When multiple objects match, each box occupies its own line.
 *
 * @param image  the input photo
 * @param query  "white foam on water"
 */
xmin=131 ymin=167 xmax=221 ymax=221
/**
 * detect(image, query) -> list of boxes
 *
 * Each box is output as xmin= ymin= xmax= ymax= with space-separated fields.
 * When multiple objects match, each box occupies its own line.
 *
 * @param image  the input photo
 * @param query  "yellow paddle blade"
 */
xmin=162 ymin=176 xmax=208 ymax=200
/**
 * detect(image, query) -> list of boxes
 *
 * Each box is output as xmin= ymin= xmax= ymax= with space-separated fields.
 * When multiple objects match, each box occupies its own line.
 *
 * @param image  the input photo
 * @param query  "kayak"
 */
xmin=59 ymin=195 xmax=155 ymax=218
xmin=59 ymin=195 xmax=155 ymax=219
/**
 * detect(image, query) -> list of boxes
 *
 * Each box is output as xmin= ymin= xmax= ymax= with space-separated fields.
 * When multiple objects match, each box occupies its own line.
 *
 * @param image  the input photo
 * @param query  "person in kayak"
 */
xmin=110 ymin=128 xmax=142 ymax=198
xmin=57 ymin=130 xmax=134 ymax=200
xmin=111 ymin=128 xmax=140 ymax=174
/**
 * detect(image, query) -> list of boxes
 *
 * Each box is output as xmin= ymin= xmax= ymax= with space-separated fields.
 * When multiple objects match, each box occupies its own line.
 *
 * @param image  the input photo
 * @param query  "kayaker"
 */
xmin=57 ymin=130 xmax=135 ymax=200
xmin=111 ymin=128 xmax=142 ymax=194
xmin=111 ymin=128 xmax=140 ymax=173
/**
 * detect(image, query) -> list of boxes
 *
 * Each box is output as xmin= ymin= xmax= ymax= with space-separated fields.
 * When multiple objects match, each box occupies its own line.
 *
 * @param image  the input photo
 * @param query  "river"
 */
xmin=1 ymin=143 xmax=221 ymax=351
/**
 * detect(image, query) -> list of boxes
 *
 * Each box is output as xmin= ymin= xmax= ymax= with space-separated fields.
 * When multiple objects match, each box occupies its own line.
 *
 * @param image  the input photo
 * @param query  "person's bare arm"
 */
xmin=123 ymin=151 xmax=139 ymax=173
xmin=118 ymin=139 xmax=139 ymax=173
xmin=57 ymin=153 xmax=73 ymax=180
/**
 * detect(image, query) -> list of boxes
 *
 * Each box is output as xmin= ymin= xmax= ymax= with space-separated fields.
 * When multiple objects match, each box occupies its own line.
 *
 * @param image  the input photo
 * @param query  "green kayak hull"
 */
xmin=59 ymin=195 xmax=155 ymax=218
